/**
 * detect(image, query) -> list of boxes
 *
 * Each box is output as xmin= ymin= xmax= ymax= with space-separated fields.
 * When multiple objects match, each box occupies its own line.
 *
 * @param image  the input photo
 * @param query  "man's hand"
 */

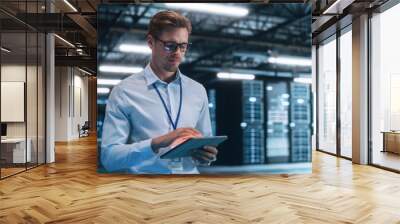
xmin=151 ymin=128 xmax=202 ymax=153
xmin=191 ymin=146 xmax=218 ymax=165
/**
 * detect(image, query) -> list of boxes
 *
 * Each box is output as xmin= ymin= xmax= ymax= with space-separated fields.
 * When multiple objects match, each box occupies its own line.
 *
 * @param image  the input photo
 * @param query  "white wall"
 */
xmin=1 ymin=65 xmax=41 ymax=137
xmin=55 ymin=67 xmax=89 ymax=141
xmin=55 ymin=66 xmax=69 ymax=141
xmin=1 ymin=64 xmax=46 ymax=163
xmin=71 ymin=72 xmax=89 ymax=138
xmin=1 ymin=66 xmax=25 ymax=129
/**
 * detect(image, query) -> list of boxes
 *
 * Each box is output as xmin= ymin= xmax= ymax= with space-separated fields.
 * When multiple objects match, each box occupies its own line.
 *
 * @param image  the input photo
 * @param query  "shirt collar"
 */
xmin=144 ymin=63 xmax=182 ymax=87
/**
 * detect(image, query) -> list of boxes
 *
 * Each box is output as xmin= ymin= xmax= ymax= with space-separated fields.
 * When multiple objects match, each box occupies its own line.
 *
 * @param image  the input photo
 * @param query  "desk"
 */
xmin=1 ymin=138 xmax=31 ymax=163
xmin=382 ymin=131 xmax=400 ymax=154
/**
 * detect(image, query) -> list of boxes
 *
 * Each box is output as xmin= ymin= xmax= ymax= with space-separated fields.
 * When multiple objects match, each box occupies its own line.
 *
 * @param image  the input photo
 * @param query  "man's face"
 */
xmin=148 ymin=28 xmax=189 ymax=73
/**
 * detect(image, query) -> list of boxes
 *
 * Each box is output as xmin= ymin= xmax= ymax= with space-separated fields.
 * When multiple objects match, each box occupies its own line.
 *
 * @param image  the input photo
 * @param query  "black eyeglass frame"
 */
xmin=153 ymin=36 xmax=191 ymax=53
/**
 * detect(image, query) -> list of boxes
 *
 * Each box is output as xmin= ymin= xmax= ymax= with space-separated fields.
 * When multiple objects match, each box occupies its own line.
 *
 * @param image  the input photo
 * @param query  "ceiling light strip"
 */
xmin=217 ymin=72 xmax=255 ymax=80
xmin=1 ymin=47 xmax=11 ymax=53
xmin=63 ymin=0 xmax=78 ymax=12
xmin=99 ymin=65 xmax=143 ymax=74
xmin=54 ymin=34 xmax=75 ymax=48
xmin=165 ymin=3 xmax=248 ymax=17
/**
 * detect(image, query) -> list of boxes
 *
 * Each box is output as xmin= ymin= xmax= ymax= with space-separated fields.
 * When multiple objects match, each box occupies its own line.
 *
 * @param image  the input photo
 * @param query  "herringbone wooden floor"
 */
xmin=1 ymin=136 xmax=400 ymax=224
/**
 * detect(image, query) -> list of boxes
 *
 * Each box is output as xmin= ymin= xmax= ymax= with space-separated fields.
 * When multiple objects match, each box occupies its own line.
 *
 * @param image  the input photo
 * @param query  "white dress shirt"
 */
xmin=101 ymin=64 xmax=212 ymax=174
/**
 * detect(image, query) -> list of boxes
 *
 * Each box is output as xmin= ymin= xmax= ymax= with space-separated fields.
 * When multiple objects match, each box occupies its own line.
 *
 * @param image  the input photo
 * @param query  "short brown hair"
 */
xmin=148 ymin=11 xmax=192 ymax=38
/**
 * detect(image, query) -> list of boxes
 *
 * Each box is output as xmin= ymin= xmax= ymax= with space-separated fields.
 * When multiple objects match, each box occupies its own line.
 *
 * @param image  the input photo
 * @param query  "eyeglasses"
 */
xmin=154 ymin=36 xmax=191 ymax=53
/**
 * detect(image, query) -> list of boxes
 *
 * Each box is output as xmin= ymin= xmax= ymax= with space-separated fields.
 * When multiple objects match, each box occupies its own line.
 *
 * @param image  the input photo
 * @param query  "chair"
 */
xmin=78 ymin=121 xmax=90 ymax=138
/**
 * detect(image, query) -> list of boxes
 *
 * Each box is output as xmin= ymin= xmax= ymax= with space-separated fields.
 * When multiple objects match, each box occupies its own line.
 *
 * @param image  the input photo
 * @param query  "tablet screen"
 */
xmin=160 ymin=136 xmax=228 ymax=159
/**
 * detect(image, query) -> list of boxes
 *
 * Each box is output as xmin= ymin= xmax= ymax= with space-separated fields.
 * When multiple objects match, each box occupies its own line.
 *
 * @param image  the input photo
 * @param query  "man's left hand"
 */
xmin=191 ymin=146 xmax=218 ymax=164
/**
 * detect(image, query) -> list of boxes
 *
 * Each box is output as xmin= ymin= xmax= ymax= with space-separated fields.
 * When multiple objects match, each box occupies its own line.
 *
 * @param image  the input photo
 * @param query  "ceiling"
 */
xmin=98 ymin=3 xmax=312 ymax=81
xmin=1 ymin=1 xmax=312 ymax=79
xmin=311 ymin=0 xmax=390 ymax=43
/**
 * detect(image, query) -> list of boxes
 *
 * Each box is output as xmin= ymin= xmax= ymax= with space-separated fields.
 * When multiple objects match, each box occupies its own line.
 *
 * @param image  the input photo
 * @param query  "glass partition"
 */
xmin=38 ymin=32 xmax=45 ymax=165
xmin=371 ymin=3 xmax=400 ymax=171
xmin=1 ymin=31 xmax=28 ymax=177
xmin=27 ymin=30 xmax=38 ymax=169
xmin=0 ymin=1 xmax=46 ymax=179
xmin=339 ymin=28 xmax=352 ymax=158
xmin=317 ymin=36 xmax=337 ymax=154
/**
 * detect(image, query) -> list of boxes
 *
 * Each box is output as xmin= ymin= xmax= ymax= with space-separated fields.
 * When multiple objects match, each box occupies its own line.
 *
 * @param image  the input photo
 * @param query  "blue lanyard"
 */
xmin=153 ymin=78 xmax=182 ymax=130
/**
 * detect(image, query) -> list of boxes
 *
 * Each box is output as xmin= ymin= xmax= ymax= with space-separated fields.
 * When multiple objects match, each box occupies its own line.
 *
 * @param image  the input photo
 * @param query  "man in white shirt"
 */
xmin=101 ymin=10 xmax=218 ymax=174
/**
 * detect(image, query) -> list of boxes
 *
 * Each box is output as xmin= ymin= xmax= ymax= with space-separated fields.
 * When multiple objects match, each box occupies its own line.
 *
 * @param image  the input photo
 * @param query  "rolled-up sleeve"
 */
xmin=195 ymin=87 xmax=213 ymax=137
xmin=101 ymin=86 xmax=156 ymax=172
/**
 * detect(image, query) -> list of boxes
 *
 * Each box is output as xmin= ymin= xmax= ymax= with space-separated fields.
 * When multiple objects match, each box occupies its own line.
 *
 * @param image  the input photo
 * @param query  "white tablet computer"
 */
xmin=160 ymin=136 xmax=228 ymax=160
